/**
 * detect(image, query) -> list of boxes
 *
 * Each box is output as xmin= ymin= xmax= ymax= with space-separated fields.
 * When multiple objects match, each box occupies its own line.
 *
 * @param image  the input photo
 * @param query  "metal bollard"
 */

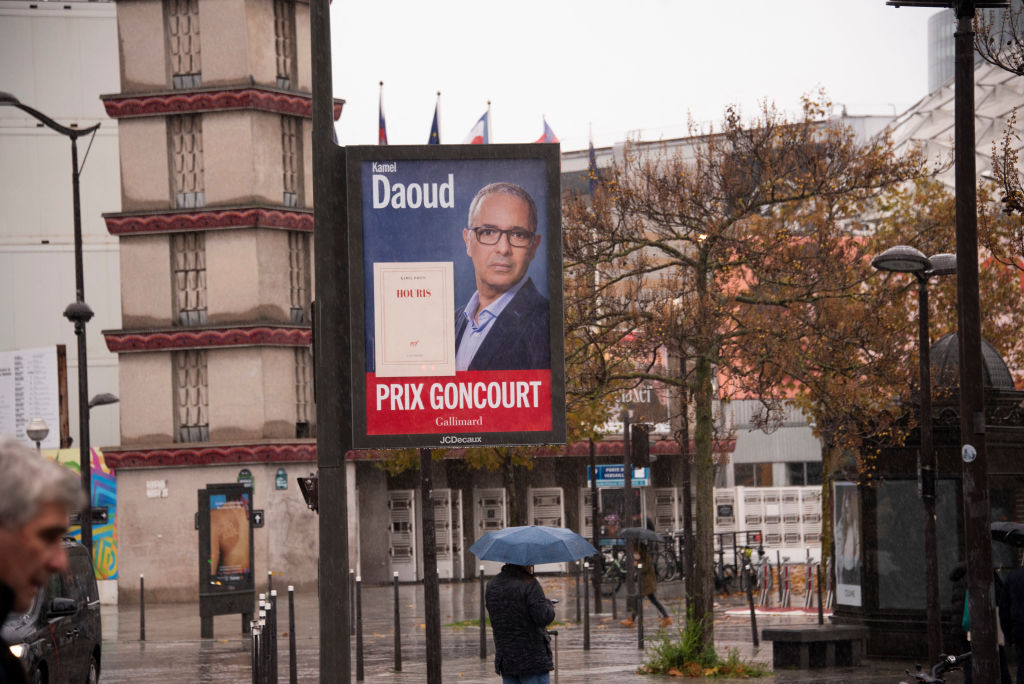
xmin=816 ymin=564 xmax=824 ymax=625
xmin=349 ymin=569 xmax=355 ymax=628
xmin=636 ymin=564 xmax=644 ymax=650
xmin=288 ymin=586 xmax=297 ymax=684
xmin=479 ymin=566 xmax=487 ymax=659
xmin=575 ymin=561 xmax=581 ymax=623
xmin=139 ymin=573 xmax=146 ymax=641
xmin=393 ymin=571 xmax=402 ymax=672
xmin=268 ymin=570 xmax=274 ymax=594
xmin=259 ymin=609 xmax=268 ymax=684
xmin=746 ymin=565 xmax=759 ymax=647
xmin=612 ymin=582 xmax=617 ymax=620
xmin=264 ymin=602 xmax=275 ymax=684
xmin=270 ymin=590 xmax=279 ymax=684
xmin=356 ymin=575 xmax=364 ymax=681
xmin=583 ymin=563 xmax=590 ymax=651
xmin=251 ymin=619 xmax=261 ymax=684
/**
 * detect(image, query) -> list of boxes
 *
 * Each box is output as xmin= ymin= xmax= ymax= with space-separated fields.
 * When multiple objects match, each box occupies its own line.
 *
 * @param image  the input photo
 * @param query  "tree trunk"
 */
xmin=692 ymin=353 xmax=716 ymax=648
xmin=677 ymin=387 xmax=694 ymax=612
xmin=819 ymin=436 xmax=836 ymax=591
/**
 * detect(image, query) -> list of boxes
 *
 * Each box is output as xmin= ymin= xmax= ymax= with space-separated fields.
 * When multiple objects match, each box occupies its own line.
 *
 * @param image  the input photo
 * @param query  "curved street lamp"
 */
xmin=1 ymin=91 xmax=101 ymax=554
xmin=872 ymin=245 xmax=956 ymax=666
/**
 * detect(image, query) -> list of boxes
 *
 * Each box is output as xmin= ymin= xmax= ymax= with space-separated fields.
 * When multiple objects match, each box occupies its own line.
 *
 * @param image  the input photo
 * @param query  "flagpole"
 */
xmin=486 ymin=100 xmax=492 ymax=144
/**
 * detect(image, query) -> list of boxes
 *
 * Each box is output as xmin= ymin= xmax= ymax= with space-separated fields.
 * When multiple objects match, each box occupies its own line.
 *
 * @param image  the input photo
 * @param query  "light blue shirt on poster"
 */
xmin=455 ymin=277 xmax=528 ymax=371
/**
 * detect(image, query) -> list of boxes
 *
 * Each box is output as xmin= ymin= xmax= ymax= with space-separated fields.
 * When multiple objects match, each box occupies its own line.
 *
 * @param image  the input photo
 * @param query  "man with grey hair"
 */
xmin=0 ymin=436 xmax=83 ymax=683
xmin=456 ymin=182 xmax=550 ymax=371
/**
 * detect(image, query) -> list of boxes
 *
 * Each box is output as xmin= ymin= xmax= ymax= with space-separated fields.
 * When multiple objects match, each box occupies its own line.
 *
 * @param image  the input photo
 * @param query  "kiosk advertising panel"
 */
xmin=345 ymin=145 xmax=566 ymax=449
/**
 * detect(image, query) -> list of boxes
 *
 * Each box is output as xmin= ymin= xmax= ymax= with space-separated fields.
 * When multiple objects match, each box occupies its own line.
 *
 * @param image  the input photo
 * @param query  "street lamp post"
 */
xmin=872 ymin=246 xmax=956 ymax=666
xmin=1 ymin=91 xmax=101 ymax=554
xmin=883 ymin=2 xmax=1005 ymax=679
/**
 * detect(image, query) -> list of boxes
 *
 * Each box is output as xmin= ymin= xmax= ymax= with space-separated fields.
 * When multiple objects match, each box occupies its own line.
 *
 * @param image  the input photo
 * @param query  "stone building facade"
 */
xmin=101 ymin=0 xmax=342 ymax=601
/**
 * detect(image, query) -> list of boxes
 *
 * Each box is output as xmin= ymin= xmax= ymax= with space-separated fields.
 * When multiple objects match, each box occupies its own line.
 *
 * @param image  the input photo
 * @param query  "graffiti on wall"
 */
xmin=43 ymin=448 xmax=118 ymax=580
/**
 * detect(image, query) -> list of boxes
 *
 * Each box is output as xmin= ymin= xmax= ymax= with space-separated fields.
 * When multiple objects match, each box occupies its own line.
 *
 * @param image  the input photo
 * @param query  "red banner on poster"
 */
xmin=366 ymin=369 xmax=552 ymax=436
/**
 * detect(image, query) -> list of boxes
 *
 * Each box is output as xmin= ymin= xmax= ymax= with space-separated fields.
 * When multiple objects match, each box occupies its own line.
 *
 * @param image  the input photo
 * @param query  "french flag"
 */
xmin=534 ymin=117 xmax=559 ymax=144
xmin=463 ymin=109 xmax=490 ymax=144
xmin=378 ymin=81 xmax=388 ymax=145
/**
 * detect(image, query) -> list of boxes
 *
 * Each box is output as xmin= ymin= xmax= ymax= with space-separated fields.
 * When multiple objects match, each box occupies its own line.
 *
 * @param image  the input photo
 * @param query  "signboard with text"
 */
xmin=345 ymin=145 xmax=566 ymax=449
xmin=587 ymin=464 xmax=650 ymax=488
xmin=0 ymin=346 xmax=66 ymax=449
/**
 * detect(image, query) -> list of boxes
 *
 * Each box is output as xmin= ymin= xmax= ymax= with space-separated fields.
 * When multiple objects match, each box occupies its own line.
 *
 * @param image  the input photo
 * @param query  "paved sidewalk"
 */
xmin=98 ymin=577 xmax=962 ymax=683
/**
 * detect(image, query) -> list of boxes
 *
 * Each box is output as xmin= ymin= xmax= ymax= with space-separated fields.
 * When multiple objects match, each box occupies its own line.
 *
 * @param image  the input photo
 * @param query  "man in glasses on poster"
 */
xmin=456 ymin=182 xmax=550 ymax=372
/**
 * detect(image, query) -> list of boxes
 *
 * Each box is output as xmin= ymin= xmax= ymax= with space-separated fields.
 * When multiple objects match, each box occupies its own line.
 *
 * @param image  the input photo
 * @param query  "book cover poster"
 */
xmin=373 ymin=261 xmax=455 ymax=377
xmin=347 ymin=146 xmax=565 ymax=449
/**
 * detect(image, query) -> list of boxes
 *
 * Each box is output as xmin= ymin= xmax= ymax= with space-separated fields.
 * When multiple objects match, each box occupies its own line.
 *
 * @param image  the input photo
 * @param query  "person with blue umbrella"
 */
xmin=471 ymin=526 xmax=596 ymax=683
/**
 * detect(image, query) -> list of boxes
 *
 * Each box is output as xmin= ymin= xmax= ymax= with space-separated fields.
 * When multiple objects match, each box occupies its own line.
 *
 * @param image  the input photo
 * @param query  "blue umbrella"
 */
xmin=469 ymin=526 xmax=598 ymax=566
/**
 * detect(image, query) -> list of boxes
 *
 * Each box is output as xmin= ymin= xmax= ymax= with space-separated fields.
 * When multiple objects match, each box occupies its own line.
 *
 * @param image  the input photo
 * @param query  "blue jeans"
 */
xmin=502 ymin=674 xmax=550 ymax=684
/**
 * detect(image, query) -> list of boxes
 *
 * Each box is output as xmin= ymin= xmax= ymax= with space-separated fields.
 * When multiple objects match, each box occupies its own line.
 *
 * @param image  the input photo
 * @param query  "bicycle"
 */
xmin=899 ymin=652 xmax=970 ymax=683
xmin=599 ymin=545 xmax=628 ymax=597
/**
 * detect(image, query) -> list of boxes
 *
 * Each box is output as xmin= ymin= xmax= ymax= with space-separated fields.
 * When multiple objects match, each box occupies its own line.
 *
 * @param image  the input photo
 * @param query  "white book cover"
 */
xmin=373 ymin=261 xmax=456 ymax=377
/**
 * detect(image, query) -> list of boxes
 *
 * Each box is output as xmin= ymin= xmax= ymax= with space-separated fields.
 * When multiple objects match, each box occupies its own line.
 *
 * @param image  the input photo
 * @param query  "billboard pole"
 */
xmin=311 ymin=0 xmax=351 ymax=680
xmin=419 ymin=448 xmax=442 ymax=683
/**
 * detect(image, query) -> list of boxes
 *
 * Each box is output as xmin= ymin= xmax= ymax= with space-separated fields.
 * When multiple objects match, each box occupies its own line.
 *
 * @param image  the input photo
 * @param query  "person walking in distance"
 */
xmin=621 ymin=542 xmax=672 ymax=628
xmin=485 ymin=563 xmax=556 ymax=684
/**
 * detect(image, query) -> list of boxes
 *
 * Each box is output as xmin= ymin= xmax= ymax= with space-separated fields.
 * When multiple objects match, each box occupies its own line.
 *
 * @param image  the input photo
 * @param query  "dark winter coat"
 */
xmin=1 ymin=583 xmax=29 ymax=684
xmin=999 ymin=566 xmax=1024 ymax=643
xmin=485 ymin=564 xmax=555 ymax=676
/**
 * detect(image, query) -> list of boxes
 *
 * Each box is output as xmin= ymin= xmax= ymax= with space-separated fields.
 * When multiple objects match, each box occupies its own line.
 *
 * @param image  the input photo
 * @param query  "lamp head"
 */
xmin=63 ymin=301 xmax=94 ymax=323
xmin=25 ymin=417 xmax=49 ymax=443
xmin=927 ymin=253 xmax=957 ymax=277
xmin=0 ymin=91 xmax=21 ymax=106
xmin=88 ymin=392 xmax=119 ymax=409
xmin=871 ymin=245 xmax=930 ymax=274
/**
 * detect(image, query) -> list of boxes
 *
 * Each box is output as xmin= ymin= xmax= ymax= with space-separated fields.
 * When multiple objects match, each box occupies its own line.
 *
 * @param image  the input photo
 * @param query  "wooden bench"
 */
xmin=760 ymin=625 xmax=869 ymax=669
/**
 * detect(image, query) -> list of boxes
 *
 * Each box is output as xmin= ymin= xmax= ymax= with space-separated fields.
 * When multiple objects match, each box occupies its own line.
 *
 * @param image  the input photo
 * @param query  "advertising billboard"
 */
xmin=345 ymin=145 xmax=566 ymax=449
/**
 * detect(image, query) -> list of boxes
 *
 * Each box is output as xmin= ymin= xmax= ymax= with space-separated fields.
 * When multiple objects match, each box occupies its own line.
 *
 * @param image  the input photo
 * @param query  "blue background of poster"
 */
xmin=359 ymin=158 xmax=549 ymax=373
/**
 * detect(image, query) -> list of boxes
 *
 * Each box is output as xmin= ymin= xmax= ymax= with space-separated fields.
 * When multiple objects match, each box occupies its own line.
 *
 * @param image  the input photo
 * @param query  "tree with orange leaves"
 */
xmin=563 ymin=93 xmax=924 ymax=646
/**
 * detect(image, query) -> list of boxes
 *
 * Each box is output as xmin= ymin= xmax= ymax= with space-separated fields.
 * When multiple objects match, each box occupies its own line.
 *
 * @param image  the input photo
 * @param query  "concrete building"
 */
xmin=0 ymin=0 xmax=122 ymax=449
xmin=100 ymin=0 xmax=342 ymax=601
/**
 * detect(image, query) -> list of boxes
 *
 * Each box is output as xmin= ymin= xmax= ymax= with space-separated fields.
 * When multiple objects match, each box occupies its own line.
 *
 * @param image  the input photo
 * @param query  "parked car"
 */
xmin=2 ymin=539 xmax=101 ymax=683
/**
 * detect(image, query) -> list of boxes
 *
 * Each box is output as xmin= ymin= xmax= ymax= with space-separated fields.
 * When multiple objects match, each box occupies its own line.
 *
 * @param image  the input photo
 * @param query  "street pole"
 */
xmin=310 ymin=0 xmax=351 ymax=680
xmin=954 ymin=2 xmax=997 ymax=680
xmin=589 ymin=438 xmax=602 ymax=613
xmin=916 ymin=276 xmax=941 ymax=665
xmin=419 ymin=448 xmax=442 ymax=684
xmin=0 ymin=92 xmax=100 ymax=557
xmin=622 ymin=410 xmax=635 ymax=611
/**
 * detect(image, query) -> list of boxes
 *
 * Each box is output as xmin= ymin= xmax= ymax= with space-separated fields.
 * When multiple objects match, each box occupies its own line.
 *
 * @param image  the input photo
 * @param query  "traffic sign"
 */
xmin=586 ymin=464 xmax=649 ymax=488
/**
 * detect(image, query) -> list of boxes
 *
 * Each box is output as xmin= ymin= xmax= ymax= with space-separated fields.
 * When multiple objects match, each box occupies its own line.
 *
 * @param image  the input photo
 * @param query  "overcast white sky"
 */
xmin=330 ymin=0 xmax=942 ymax=152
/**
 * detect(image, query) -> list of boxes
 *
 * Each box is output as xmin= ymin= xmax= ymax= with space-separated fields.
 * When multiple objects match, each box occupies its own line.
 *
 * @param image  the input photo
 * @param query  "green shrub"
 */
xmin=640 ymin=608 xmax=768 ymax=678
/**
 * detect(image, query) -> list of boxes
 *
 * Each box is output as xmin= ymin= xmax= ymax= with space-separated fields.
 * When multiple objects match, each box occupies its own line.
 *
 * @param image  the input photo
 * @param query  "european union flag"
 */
xmin=428 ymin=92 xmax=440 ymax=144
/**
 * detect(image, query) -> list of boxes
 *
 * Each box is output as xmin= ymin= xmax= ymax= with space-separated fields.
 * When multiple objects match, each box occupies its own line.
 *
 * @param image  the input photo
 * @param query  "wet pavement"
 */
xmin=97 ymin=577 xmax=965 ymax=683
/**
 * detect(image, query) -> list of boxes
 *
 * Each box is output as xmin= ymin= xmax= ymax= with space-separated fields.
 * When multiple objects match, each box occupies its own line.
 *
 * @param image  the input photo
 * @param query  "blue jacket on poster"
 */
xmin=454 ymin=278 xmax=549 ymax=371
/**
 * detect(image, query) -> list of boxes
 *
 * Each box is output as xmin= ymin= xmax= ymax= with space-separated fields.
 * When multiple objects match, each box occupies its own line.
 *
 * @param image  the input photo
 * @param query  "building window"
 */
xmin=166 ymin=0 xmax=202 ymax=89
xmin=175 ymin=350 xmax=209 ymax=442
xmin=295 ymin=347 xmax=315 ymax=438
xmin=172 ymin=232 xmax=207 ymax=326
xmin=281 ymin=116 xmax=301 ymax=207
xmin=273 ymin=0 xmax=295 ymax=89
xmin=734 ymin=462 xmax=773 ymax=487
xmin=288 ymin=231 xmax=310 ymax=323
xmin=170 ymin=115 xmax=205 ymax=208
xmin=786 ymin=461 xmax=823 ymax=486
